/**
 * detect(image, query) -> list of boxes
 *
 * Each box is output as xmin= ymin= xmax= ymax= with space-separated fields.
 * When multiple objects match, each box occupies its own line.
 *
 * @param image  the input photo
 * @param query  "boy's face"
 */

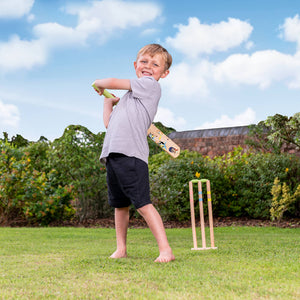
xmin=134 ymin=54 xmax=169 ymax=81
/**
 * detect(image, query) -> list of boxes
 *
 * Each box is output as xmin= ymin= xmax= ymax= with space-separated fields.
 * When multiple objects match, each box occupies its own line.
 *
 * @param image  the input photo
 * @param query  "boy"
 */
xmin=93 ymin=44 xmax=175 ymax=263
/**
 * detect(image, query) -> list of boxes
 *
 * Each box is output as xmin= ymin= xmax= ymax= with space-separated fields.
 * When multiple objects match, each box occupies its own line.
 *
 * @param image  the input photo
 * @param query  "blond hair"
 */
xmin=136 ymin=44 xmax=172 ymax=71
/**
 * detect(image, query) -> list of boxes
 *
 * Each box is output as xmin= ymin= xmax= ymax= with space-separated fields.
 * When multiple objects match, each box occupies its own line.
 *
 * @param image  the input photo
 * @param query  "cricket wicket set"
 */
xmin=189 ymin=179 xmax=217 ymax=250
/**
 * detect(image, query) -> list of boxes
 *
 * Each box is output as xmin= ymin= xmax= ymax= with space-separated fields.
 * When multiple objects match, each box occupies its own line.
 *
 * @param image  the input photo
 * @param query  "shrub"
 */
xmin=149 ymin=151 xmax=229 ymax=221
xmin=48 ymin=125 xmax=111 ymax=221
xmin=212 ymin=147 xmax=253 ymax=216
xmin=270 ymin=177 xmax=300 ymax=221
xmin=0 ymin=141 xmax=26 ymax=222
xmin=0 ymin=141 xmax=75 ymax=225
xmin=149 ymin=147 xmax=300 ymax=220
xmin=26 ymin=139 xmax=51 ymax=173
xmin=232 ymin=152 xmax=300 ymax=218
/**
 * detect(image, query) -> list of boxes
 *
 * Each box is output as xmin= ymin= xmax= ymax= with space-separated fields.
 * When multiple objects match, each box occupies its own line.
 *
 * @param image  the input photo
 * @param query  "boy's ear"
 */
xmin=134 ymin=61 xmax=137 ymax=70
xmin=160 ymin=69 xmax=170 ymax=79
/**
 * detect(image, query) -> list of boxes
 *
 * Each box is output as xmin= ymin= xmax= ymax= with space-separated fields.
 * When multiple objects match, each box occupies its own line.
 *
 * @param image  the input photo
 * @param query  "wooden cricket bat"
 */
xmin=147 ymin=124 xmax=180 ymax=158
xmin=92 ymin=83 xmax=180 ymax=158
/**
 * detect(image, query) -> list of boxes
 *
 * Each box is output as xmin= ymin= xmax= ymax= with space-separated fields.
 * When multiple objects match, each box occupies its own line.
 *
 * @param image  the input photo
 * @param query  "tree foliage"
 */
xmin=1 ymin=113 xmax=299 ymax=225
xmin=49 ymin=125 xmax=111 ymax=221
xmin=0 ymin=140 xmax=75 ymax=225
xmin=270 ymin=177 xmax=300 ymax=222
xmin=246 ymin=112 xmax=300 ymax=153
xmin=1 ymin=132 xmax=30 ymax=148
xmin=0 ymin=126 xmax=110 ymax=225
xmin=150 ymin=147 xmax=300 ymax=220
xmin=265 ymin=112 xmax=300 ymax=149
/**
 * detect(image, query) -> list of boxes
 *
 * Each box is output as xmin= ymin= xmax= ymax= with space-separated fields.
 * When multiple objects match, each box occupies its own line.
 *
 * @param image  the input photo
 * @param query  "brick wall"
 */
xmin=168 ymin=126 xmax=299 ymax=157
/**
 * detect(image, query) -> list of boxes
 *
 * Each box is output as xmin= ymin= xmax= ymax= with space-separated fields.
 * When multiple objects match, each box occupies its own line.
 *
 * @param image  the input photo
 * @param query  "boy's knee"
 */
xmin=137 ymin=203 xmax=154 ymax=216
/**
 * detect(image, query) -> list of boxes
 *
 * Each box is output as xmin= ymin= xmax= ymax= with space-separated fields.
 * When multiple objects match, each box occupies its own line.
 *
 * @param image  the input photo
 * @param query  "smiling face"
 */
xmin=134 ymin=53 xmax=170 ymax=81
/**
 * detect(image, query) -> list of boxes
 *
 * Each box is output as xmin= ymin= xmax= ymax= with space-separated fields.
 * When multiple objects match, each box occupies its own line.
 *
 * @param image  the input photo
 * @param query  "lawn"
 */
xmin=0 ymin=226 xmax=299 ymax=299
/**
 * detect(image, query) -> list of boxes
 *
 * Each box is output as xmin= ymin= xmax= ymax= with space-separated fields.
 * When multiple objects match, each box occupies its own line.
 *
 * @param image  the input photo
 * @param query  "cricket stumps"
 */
xmin=189 ymin=179 xmax=217 ymax=250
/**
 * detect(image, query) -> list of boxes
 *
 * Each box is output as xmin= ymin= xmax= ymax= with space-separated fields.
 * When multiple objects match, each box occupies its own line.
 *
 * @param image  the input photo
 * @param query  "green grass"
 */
xmin=0 ymin=226 xmax=299 ymax=299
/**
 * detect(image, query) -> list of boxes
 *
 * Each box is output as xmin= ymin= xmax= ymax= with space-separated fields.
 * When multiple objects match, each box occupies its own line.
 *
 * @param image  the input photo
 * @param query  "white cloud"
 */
xmin=166 ymin=17 xmax=253 ymax=58
xmin=0 ymin=100 xmax=20 ymax=128
xmin=164 ymin=48 xmax=300 ymax=97
xmin=154 ymin=107 xmax=186 ymax=130
xmin=27 ymin=13 xmax=35 ymax=23
xmin=141 ymin=28 xmax=159 ymax=36
xmin=162 ymin=61 xmax=212 ymax=98
xmin=0 ymin=35 xmax=47 ymax=72
xmin=213 ymin=50 xmax=300 ymax=89
xmin=280 ymin=14 xmax=300 ymax=48
xmin=33 ymin=22 xmax=87 ymax=48
xmin=0 ymin=0 xmax=34 ymax=19
xmin=245 ymin=41 xmax=254 ymax=50
xmin=163 ymin=15 xmax=300 ymax=93
xmin=0 ymin=0 xmax=162 ymax=72
xmin=66 ymin=0 xmax=162 ymax=43
xmin=196 ymin=108 xmax=256 ymax=129
xmin=0 ymin=23 xmax=86 ymax=72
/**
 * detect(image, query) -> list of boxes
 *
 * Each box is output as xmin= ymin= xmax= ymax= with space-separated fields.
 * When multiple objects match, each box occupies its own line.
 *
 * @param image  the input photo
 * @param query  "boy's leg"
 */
xmin=110 ymin=206 xmax=130 ymax=258
xmin=137 ymin=204 xmax=175 ymax=263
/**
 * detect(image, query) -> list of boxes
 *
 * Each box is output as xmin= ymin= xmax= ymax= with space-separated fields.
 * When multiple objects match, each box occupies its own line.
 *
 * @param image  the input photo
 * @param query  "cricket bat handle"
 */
xmin=92 ymin=83 xmax=113 ymax=98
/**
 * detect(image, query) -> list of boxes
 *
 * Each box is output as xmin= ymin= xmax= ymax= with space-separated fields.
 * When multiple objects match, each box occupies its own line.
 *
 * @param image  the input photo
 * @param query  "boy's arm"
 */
xmin=93 ymin=78 xmax=131 ymax=128
xmin=93 ymin=78 xmax=131 ymax=94
xmin=103 ymin=97 xmax=119 ymax=128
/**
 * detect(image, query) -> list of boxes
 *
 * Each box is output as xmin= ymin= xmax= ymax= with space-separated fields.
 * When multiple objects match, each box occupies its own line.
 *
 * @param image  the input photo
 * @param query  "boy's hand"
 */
xmin=92 ymin=82 xmax=119 ymax=105
xmin=93 ymin=86 xmax=105 ymax=96
xmin=106 ymin=95 xmax=120 ymax=106
xmin=92 ymin=82 xmax=106 ymax=96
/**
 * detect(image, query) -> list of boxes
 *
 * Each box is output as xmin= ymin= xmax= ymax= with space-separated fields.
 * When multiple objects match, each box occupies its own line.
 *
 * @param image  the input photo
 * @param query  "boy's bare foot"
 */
xmin=110 ymin=250 xmax=127 ymax=259
xmin=154 ymin=251 xmax=175 ymax=263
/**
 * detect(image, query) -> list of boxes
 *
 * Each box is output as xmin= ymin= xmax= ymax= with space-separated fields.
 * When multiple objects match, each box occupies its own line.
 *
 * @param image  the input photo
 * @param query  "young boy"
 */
xmin=93 ymin=44 xmax=175 ymax=263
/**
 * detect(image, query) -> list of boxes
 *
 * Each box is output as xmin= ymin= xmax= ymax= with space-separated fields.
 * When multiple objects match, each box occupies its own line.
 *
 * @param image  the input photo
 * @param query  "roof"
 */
xmin=168 ymin=125 xmax=251 ymax=139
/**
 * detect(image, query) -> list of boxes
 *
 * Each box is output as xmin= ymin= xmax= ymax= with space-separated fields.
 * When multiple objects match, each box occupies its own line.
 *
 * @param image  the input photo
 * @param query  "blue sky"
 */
xmin=0 ymin=0 xmax=299 ymax=141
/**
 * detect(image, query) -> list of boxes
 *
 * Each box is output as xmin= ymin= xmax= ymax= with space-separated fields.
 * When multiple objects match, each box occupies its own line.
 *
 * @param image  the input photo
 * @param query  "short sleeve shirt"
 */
xmin=100 ymin=76 xmax=161 ymax=164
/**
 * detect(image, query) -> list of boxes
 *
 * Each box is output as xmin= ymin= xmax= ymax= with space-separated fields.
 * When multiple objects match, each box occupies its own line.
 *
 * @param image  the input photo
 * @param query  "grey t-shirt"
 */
xmin=100 ymin=76 xmax=161 ymax=164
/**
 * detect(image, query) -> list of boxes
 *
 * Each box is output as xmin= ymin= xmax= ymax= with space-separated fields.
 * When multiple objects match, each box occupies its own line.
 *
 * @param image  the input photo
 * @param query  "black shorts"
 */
xmin=106 ymin=153 xmax=151 ymax=209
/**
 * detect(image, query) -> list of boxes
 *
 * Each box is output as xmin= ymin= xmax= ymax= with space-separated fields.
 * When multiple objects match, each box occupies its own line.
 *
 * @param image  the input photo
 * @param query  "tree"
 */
xmin=265 ymin=113 xmax=300 ymax=149
xmin=49 ymin=125 xmax=110 ymax=221
xmin=0 ymin=140 xmax=75 ymax=225
xmin=246 ymin=112 xmax=300 ymax=153
xmin=1 ymin=132 xmax=29 ymax=148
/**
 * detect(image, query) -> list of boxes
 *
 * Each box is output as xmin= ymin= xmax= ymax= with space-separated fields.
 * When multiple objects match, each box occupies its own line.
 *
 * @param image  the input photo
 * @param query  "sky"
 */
xmin=0 ymin=0 xmax=299 ymax=141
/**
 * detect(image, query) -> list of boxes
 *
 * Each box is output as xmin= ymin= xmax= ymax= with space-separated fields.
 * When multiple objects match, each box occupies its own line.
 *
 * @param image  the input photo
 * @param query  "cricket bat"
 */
xmin=92 ymin=83 xmax=180 ymax=158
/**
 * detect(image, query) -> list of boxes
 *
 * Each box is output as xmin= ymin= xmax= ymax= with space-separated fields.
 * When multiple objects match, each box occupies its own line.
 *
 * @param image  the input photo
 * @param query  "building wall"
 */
xmin=168 ymin=126 xmax=299 ymax=157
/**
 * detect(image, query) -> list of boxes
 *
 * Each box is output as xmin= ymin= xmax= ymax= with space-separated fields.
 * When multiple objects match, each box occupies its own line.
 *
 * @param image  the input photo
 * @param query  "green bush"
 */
xmin=1 ymin=126 xmax=111 ymax=225
xmin=149 ymin=151 xmax=229 ymax=221
xmin=149 ymin=147 xmax=300 ymax=220
xmin=0 ymin=141 xmax=26 ymax=222
xmin=231 ymin=152 xmax=300 ymax=218
xmin=212 ymin=147 xmax=253 ymax=216
xmin=2 ymin=121 xmax=299 ymax=225
xmin=270 ymin=177 xmax=300 ymax=221
xmin=48 ymin=125 xmax=111 ymax=221
xmin=0 ymin=141 xmax=75 ymax=225
xmin=26 ymin=139 xmax=51 ymax=173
